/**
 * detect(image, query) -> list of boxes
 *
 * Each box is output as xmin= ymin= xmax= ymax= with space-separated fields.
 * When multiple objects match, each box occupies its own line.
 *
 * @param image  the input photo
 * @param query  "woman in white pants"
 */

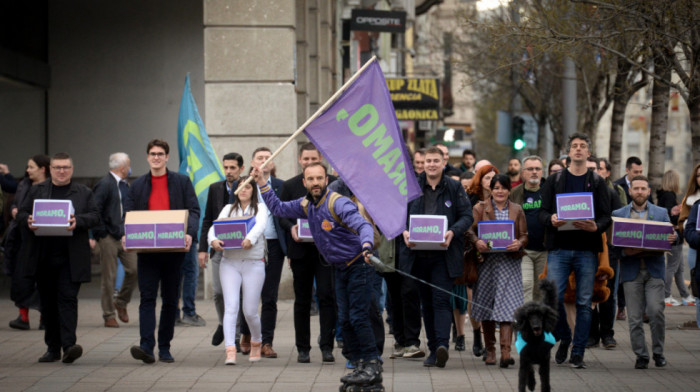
xmin=208 ymin=179 xmax=268 ymax=365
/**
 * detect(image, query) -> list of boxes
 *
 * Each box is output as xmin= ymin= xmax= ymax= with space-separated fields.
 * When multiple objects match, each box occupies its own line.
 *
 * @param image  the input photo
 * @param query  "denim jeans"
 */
xmin=179 ymin=244 xmax=199 ymax=317
xmin=336 ymin=261 xmax=378 ymax=362
xmin=546 ymin=249 xmax=597 ymax=357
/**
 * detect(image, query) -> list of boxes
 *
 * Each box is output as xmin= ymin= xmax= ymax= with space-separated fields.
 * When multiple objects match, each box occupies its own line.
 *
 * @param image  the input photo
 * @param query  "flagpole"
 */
xmin=234 ymin=56 xmax=379 ymax=195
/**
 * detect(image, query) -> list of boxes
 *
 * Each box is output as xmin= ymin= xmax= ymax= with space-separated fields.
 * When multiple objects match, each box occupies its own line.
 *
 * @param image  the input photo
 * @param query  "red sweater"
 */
xmin=148 ymin=174 xmax=170 ymax=210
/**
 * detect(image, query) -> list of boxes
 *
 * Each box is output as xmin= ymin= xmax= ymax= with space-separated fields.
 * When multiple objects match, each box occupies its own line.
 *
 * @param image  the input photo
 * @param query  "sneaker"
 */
xmin=390 ymin=345 xmax=406 ymax=359
xmin=569 ymin=354 xmax=587 ymax=369
xmin=635 ymin=357 xmax=649 ymax=369
xmin=346 ymin=359 xmax=356 ymax=369
xmin=181 ymin=313 xmax=206 ymax=327
xmin=555 ymin=341 xmax=570 ymax=364
xmin=422 ymin=353 xmax=436 ymax=367
xmin=586 ymin=337 xmax=599 ymax=348
xmin=601 ymin=336 xmax=617 ymax=349
xmin=435 ymin=346 xmax=449 ymax=368
xmin=403 ymin=344 xmax=426 ymax=358
xmin=682 ymin=296 xmax=696 ymax=306
xmin=665 ymin=296 xmax=681 ymax=307
xmin=9 ymin=315 xmax=30 ymax=330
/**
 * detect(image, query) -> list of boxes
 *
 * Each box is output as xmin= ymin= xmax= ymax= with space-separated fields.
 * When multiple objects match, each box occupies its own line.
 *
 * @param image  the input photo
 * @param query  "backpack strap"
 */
xmin=327 ymin=192 xmax=357 ymax=235
xmin=301 ymin=198 xmax=309 ymax=216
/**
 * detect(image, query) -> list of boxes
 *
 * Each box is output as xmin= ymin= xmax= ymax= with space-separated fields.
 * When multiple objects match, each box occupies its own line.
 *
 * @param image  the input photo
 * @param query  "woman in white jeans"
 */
xmin=208 ymin=179 xmax=268 ymax=365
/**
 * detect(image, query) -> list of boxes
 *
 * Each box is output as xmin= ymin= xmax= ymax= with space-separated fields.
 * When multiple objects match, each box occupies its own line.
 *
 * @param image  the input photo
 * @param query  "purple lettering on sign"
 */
xmin=611 ymin=221 xmax=643 ymax=248
xmin=155 ymin=223 xmax=186 ymax=248
xmin=33 ymin=200 xmax=71 ymax=225
xmin=214 ymin=222 xmax=247 ymax=249
xmin=641 ymin=223 xmax=673 ymax=251
xmin=478 ymin=221 xmax=514 ymax=250
xmin=125 ymin=224 xmax=156 ymax=249
xmin=556 ymin=193 xmax=595 ymax=220
xmin=409 ymin=216 xmax=445 ymax=243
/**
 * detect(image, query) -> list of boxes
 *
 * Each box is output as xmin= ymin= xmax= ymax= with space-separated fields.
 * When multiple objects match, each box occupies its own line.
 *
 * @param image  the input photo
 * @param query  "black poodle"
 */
xmin=513 ymin=279 xmax=558 ymax=392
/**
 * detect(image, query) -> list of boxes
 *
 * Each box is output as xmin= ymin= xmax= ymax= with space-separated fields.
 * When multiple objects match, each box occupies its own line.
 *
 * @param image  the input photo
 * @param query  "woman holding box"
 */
xmin=208 ymin=178 xmax=268 ymax=365
xmin=467 ymin=174 xmax=528 ymax=368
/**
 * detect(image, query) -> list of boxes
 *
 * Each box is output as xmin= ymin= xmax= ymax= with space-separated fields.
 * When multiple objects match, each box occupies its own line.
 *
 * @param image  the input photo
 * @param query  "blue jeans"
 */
xmin=336 ymin=261 xmax=378 ymax=362
xmin=179 ymin=244 xmax=199 ymax=317
xmin=546 ymin=249 xmax=597 ymax=357
xmin=413 ymin=255 xmax=453 ymax=355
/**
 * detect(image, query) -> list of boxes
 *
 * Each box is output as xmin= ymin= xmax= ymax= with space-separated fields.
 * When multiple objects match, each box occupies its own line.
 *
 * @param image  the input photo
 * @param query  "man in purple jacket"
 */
xmin=252 ymin=162 xmax=382 ymax=390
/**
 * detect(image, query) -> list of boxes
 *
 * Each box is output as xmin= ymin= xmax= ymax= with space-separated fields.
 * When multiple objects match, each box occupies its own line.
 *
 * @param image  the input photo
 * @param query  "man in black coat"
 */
xmin=124 ymin=139 xmax=200 ymax=364
xmin=92 ymin=152 xmax=137 ymax=328
xmin=402 ymin=146 xmax=473 ymax=368
xmin=279 ymin=142 xmax=337 ymax=363
xmin=18 ymin=152 xmax=100 ymax=364
xmin=198 ymin=152 xmax=245 ymax=346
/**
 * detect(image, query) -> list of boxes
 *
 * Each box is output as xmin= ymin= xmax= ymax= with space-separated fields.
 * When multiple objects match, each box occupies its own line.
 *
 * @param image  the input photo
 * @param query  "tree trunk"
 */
xmin=608 ymin=90 xmax=627 ymax=178
xmin=647 ymin=54 xmax=671 ymax=195
xmin=689 ymin=95 xmax=700 ymax=166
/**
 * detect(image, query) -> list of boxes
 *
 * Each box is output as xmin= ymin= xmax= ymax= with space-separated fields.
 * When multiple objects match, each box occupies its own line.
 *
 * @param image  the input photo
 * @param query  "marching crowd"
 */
xmin=1 ymin=133 xmax=699 ymax=385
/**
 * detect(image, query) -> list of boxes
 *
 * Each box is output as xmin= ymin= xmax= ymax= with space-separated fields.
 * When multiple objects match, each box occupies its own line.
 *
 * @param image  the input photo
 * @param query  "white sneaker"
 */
xmin=402 ymin=345 xmax=426 ymax=358
xmin=682 ymin=295 xmax=696 ymax=306
xmin=665 ymin=296 xmax=681 ymax=307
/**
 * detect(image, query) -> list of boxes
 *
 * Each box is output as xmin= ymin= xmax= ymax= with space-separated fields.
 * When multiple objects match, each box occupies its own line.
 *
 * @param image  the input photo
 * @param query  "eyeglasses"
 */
xmin=148 ymin=152 xmax=166 ymax=158
xmin=51 ymin=166 xmax=73 ymax=171
xmin=523 ymin=167 xmax=542 ymax=172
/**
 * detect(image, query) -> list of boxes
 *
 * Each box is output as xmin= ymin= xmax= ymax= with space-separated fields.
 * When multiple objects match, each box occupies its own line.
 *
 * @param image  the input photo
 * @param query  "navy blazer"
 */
xmin=612 ymin=202 xmax=669 ymax=283
xmin=92 ymin=173 xmax=126 ymax=239
xmin=198 ymin=180 xmax=230 ymax=252
xmin=683 ymin=200 xmax=700 ymax=287
xmin=123 ymin=169 xmax=200 ymax=239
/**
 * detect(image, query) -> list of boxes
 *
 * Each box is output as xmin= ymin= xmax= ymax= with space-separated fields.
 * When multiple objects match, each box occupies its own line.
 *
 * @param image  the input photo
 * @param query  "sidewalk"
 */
xmin=1 ymin=279 xmax=700 ymax=391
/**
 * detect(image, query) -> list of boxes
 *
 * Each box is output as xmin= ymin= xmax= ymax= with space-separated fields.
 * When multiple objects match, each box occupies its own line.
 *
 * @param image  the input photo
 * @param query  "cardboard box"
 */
xmin=124 ymin=210 xmax=189 ymax=252
xmin=213 ymin=216 xmax=257 ymax=249
xmin=611 ymin=217 xmax=674 ymax=251
xmin=556 ymin=192 xmax=595 ymax=231
xmin=297 ymin=219 xmax=314 ymax=242
xmin=478 ymin=220 xmax=515 ymax=252
xmin=408 ymin=215 xmax=448 ymax=250
xmin=32 ymin=199 xmax=74 ymax=236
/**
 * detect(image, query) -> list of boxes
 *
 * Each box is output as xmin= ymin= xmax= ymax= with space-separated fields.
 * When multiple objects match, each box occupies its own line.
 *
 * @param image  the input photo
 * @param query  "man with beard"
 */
xmin=460 ymin=149 xmax=476 ymax=173
xmin=612 ymin=176 xmax=674 ymax=369
xmin=510 ymin=156 xmax=546 ymax=302
xmin=198 ymin=152 xmax=245 ymax=346
xmin=508 ymin=158 xmax=523 ymax=189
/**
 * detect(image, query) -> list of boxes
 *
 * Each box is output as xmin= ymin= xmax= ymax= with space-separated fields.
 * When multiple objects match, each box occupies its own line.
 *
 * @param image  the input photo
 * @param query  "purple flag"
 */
xmin=303 ymin=60 xmax=421 ymax=240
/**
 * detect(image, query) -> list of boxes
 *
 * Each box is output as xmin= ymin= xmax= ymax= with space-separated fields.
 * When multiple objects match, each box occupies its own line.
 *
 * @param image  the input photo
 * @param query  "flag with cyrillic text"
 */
xmin=177 ymin=74 xmax=224 ymax=242
xmin=303 ymin=60 xmax=421 ymax=240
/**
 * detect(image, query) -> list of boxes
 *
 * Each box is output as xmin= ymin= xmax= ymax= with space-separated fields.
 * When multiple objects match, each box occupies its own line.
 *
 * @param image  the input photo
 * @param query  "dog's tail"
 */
xmin=538 ymin=279 xmax=557 ymax=309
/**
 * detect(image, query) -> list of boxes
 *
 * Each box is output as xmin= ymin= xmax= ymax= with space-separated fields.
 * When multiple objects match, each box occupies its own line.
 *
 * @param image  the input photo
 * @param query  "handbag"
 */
xmin=456 ymin=234 xmax=482 ymax=285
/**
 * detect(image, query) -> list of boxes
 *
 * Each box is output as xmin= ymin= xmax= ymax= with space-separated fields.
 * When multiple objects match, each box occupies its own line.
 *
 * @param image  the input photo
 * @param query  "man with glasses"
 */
xmin=510 ymin=156 xmax=547 ymax=302
xmin=18 ymin=152 xmax=99 ymax=363
xmin=539 ymin=133 xmax=612 ymax=369
xmin=124 ymin=139 xmax=200 ymax=364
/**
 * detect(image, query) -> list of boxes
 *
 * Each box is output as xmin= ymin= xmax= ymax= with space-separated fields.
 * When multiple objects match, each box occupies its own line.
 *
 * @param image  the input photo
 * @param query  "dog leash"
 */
xmin=368 ymin=255 xmax=499 ymax=313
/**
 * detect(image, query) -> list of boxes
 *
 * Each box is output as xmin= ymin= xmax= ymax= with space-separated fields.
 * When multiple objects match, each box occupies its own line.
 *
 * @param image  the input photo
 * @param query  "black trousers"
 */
xmin=384 ymin=270 xmax=422 ymax=347
xmin=36 ymin=257 xmax=81 ymax=353
xmin=240 ymin=239 xmax=285 ymax=345
xmin=590 ymin=258 xmax=619 ymax=341
xmin=290 ymin=247 xmax=336 ymax=352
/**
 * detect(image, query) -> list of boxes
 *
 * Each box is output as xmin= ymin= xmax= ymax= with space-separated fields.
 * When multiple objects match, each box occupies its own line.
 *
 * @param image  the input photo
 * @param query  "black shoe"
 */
xmin=297 ymin=350 xmax=310 ymax=363
xmin=159 ymin=351 xmax=174 ymax=363
xmin=635 ymin=357 xmax=649 ymax=369
xmin=452 ymin=324 xmax=458 ymax=343
xmin=601 ymin=336 xmax=617 ymax=349
xmin=336 ymin=339 xmax=344 ymax=349
xmin=586 ymin=337 xmax=599 ymax=348
xmin=130 ymin=345 xmax=155 ymax=364
xmin=423 ymin=354 xmax=437 ymax=367
xmin=472 ymin=328 xmax=484 ymax=357
xmin=212 ymin=325 xmax=224 ymax=346
xmin=555 ymin=341 xmax=570 ymax=364
xmin=9 ymin=316 xmax=30 ymax=330
xmin=62 ymin=345 xmax=83 ymax=364
xmin=653 ymin=354 xmax=667 ymax=367
xmin=435 ymin=346 xmax=449 ymax=368
xmin=455 ymin=335 xmax=466 ymax=351
xmin=569 ymin=354 xmax=587 ymax=369
xmin=38 ymin=351 xmax=61 ymax=363
xmin=322 ymin=350 xmax=335 ymax=363
xmin=235 ymin=338 xmax=241 ymax=353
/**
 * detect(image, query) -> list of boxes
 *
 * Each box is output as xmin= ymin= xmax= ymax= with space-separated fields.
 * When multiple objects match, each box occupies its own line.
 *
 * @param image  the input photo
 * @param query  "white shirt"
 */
xmin=208 ymin=202 xmax=268 ymax=260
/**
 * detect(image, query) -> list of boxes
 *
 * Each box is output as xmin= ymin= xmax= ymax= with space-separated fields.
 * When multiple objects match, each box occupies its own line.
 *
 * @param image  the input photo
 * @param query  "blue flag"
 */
xmin=177 ymin=74 xmax=224 ymax=242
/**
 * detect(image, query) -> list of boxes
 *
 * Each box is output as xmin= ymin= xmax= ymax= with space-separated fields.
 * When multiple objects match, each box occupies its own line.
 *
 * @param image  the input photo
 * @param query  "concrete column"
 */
xmin=203 ymin=0 xmax=299 ymax=180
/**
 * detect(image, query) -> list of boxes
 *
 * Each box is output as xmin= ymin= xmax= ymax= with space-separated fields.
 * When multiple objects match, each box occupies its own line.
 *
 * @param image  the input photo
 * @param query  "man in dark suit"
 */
xmin=613 ymin=156 xmax=645 ymax=203
xmin=18 ymin=152 xmax=100 ymax=363
xmin=238 ymin=147 xmax=287 ymax=358
xmin=92 ymin=152 xmax=138 ymax=328
xmin=280 ymin=142 xmax=337 ymax=363
xmin=198 ymin=152 xmax=244 ymax=346
xmin=124 ymin=139 xmax=200 ymax=364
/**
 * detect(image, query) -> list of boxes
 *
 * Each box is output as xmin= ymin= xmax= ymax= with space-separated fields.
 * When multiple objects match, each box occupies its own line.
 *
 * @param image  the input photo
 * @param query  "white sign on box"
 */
xmin=408 ymin=215 xmax=448 ymax=250
xmin=32 ymin=199 xmax=75 ymax=236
